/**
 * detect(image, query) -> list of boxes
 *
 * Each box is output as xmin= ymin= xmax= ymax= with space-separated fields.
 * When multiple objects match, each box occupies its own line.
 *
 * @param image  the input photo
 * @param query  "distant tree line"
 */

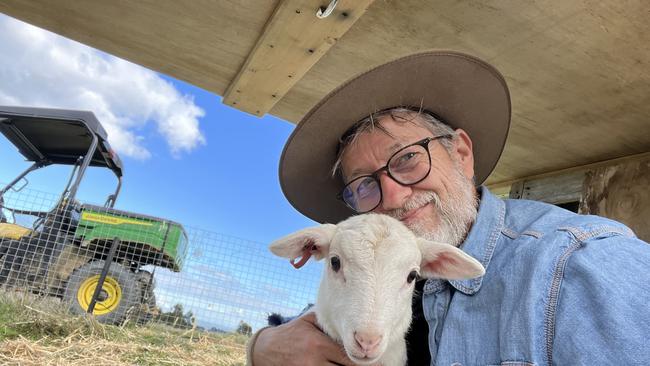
xmin=154 ymin=303 xmax=195 ymax=329
xmin=154 ymin=303 xmax=253 ymax=336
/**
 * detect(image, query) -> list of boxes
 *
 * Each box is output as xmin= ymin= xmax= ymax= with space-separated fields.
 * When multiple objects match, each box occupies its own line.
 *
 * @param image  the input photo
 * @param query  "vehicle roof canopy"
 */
xmin=0 ymin=106 xmax=123 ymax=177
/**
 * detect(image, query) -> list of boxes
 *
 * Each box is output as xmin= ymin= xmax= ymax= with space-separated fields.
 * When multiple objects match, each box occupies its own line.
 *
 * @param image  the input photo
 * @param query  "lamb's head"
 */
xmin=269 ymin=213 xmax=485 ymax=365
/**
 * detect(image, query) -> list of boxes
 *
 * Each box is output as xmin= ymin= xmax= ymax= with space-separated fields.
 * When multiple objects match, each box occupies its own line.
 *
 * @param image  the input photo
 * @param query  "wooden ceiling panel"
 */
xmin=223 ymin=0 xmax=375 ymax=117
xmin=1 ymin=0 xmax=648 ymax=185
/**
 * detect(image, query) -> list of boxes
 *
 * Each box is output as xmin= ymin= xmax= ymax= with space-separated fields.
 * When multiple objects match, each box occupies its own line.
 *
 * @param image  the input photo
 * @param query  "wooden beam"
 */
xmin=488 ymin=152 xmax=650 ymax=193
xmin=519 ymin=170 xmax=585 ymax=205
xmin=580 ymin=156 xmax=650 ymax=242
xmin=488 ymin=152 xmax=650 ymax=205
xmin=223 ymin=0 xmax=375 ymax=117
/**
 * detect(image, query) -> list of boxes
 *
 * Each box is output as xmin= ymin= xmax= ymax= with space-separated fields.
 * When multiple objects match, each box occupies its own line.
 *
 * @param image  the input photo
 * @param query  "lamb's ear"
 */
xmin=269 ymin=224 xmax=337 ymax=269
xmin=417 ymin=238 xmax=485 ymax=280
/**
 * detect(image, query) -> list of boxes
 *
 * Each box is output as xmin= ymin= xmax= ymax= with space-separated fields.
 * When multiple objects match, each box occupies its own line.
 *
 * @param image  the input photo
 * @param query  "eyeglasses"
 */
xmin=337 ymin=135 xmax=453 ymax=213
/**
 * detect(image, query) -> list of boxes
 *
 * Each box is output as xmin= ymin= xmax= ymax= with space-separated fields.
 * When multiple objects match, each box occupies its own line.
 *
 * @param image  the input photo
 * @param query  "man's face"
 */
xmin=340 ymin=114 xmax=478 ymax=246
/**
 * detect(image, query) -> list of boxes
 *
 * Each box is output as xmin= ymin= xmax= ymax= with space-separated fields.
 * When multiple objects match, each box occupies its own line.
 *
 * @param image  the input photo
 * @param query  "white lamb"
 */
xmin=269 ymin=213 xmax=485 ymax=366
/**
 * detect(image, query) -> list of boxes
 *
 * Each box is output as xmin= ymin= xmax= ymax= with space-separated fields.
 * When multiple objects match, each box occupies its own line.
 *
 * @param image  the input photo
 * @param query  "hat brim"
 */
xmin=280 ymin=51 xmax=511 ymax=224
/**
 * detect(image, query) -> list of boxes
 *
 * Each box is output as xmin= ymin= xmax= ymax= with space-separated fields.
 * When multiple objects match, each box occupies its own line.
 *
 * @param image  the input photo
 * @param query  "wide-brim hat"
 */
xmin=280 ymin=50 xmax=511 ymax=224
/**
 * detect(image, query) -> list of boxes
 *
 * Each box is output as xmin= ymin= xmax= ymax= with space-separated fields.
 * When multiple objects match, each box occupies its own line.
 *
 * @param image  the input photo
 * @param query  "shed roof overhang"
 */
xmin=1 ymin=0 xmax=648 ymax=187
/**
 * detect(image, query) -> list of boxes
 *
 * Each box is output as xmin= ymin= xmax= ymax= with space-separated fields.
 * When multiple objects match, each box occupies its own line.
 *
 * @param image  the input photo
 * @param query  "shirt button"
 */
xmin=451 ymin=363 xmax=462 ymax=366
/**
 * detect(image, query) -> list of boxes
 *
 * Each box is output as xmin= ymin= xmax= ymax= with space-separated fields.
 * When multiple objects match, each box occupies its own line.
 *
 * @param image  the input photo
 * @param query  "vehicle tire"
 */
xmin=133 ymin=270 xmax=157 ymax=324
xmin=0 ymin=239 xmax=10 ymax=284
xmin=63 ymin=260 xmax=140 ymax=324
xmin=132 ymin=291 xmax=157 ymax=325
xmin=0 ymin=239 xmax=22 ymax=285
xmin=0 ymin=238 xmax=9 ymax=258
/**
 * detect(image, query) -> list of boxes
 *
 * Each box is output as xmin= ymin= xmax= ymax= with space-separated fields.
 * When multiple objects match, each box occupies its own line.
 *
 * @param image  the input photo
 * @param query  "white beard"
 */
xmin=387 ymin=164 xmax=478 ymax=247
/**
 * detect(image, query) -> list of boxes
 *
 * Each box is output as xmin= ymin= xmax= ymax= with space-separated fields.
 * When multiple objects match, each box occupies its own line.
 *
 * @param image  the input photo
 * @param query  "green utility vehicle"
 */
xmin=0 ymin=106 xmax=188 ymax=324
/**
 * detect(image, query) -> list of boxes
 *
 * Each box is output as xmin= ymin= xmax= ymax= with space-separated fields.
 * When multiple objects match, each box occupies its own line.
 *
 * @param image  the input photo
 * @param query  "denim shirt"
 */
xmin=423 ymin=187 xmax=650 ymax=366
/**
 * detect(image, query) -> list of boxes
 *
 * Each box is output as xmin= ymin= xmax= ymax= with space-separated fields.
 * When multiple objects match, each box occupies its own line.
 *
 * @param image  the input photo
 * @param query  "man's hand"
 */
xmin=252 ymin=312 xmax=357 ymax=366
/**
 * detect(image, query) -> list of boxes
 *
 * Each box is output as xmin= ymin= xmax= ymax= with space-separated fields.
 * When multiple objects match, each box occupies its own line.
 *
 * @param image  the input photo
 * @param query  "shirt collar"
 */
xmin=424 ymin=186 xmax=505 ymax=295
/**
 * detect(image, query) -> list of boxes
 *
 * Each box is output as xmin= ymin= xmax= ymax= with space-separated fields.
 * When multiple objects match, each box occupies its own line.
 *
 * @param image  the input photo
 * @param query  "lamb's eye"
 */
xmin=407 ymin=270 xmax=418 ymax=284
xmin=330 ymin=256 xmax=341 ymax=272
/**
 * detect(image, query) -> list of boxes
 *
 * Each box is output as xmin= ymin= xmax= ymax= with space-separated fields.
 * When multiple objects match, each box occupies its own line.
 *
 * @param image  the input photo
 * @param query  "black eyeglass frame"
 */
xmin=337 ymin=134 xmax=453 ymax=213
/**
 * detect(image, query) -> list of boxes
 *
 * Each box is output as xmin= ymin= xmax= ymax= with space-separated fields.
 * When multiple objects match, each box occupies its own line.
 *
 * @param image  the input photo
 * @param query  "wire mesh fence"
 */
xmin=0 ymin=184 xmax=321 ymax=334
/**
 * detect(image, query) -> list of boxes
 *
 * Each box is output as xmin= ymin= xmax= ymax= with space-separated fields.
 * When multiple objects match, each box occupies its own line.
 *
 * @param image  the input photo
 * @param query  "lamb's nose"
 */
xmin=354 ymin=330 xmax=383 ymax=354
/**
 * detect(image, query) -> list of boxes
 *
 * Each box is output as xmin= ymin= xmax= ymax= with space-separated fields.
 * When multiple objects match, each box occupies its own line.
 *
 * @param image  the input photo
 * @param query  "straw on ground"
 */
xmin=0 ymin=289 xmax=247 ymax=366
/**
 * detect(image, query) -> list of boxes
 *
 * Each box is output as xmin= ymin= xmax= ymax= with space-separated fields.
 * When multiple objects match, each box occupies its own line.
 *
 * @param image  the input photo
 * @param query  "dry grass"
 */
xmin=0 ymin=289 xmax=248 ymax=365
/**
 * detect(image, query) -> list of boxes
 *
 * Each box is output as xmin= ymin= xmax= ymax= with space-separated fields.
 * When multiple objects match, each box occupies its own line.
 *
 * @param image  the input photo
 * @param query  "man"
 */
xmin=249 ymin=51 xmax=650 ymax=365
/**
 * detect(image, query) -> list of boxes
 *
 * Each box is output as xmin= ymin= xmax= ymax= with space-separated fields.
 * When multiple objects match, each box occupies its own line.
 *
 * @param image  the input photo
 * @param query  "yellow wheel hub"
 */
xmin=77 ymin=274 xmax=122 ymax=315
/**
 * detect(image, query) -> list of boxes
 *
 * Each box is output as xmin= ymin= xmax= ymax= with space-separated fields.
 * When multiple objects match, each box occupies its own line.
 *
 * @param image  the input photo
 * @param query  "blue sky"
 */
xmin=0 ymin=14 xmax=318 ymax=243
xmin=0 ymin=13 xmax=323 ymax=331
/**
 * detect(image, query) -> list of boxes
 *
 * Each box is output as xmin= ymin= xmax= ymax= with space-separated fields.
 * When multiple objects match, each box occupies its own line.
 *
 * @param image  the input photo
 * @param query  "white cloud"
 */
xmin=0 ymin=14 xmax=206 ymax=159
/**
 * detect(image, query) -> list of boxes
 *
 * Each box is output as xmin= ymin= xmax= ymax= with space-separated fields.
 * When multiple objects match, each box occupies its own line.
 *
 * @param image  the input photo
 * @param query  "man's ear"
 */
xmin=454 ymin=128 xmax=475 ymax=180
xmin=269 ymin=224 xmax=337 ymax=269
xmin=417 ymin=238 xmax=485 ymax=280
